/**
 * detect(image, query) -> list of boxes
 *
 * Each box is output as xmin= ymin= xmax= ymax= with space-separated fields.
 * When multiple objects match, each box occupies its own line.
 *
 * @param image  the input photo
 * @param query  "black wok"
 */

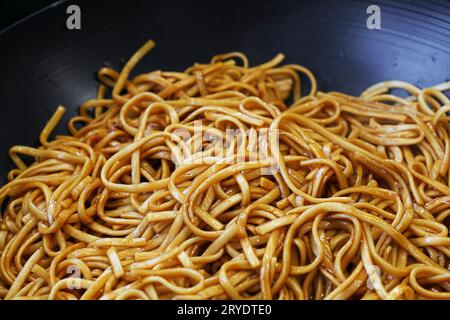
xmin=1 ymin=0 xmax=450 ymax=180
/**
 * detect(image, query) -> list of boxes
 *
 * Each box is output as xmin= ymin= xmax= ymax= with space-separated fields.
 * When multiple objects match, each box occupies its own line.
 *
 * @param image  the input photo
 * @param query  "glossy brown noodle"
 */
xmin=0 ymin=40 xmax=449 ymax=300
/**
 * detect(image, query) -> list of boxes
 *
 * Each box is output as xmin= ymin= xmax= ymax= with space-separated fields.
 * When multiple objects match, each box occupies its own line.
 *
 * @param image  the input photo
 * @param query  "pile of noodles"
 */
xmin=0 ymin=40 xmax=449 ymax=300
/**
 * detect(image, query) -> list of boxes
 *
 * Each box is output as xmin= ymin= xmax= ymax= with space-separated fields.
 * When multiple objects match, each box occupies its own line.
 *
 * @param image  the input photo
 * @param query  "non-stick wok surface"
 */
xmin=1 ymin=0 xmax=450 ymax=179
